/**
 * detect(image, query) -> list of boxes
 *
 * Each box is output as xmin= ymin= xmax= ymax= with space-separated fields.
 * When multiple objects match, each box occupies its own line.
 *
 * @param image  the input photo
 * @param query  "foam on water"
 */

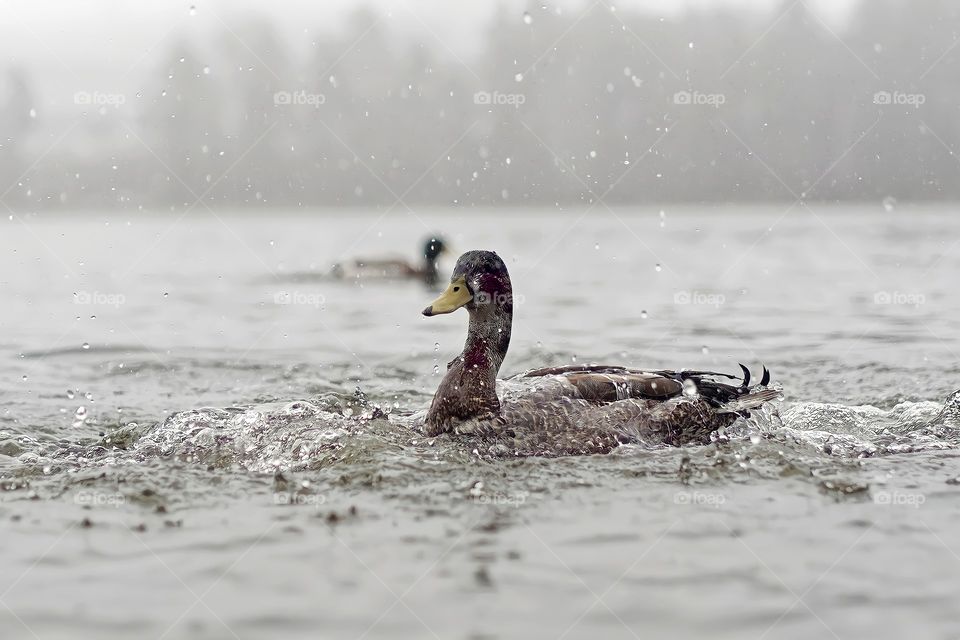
xmin=4 ymin=392 xmax=957 ymax=490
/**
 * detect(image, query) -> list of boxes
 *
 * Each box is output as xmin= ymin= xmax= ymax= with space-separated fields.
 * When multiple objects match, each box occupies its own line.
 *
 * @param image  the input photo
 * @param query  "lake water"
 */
xmin=2 ymin=206 xmax=960 ymax=639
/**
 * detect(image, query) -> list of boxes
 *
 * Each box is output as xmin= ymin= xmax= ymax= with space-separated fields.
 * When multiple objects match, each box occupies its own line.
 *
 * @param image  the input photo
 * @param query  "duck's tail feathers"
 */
xmin=717 ymin=389 xmax=781 ymax=414
xmin=657 ymin=365 xmax=777 ymax=415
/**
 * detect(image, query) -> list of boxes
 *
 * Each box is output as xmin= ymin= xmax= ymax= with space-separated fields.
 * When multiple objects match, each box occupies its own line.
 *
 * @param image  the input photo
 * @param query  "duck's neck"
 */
xmin=426 ymin=298 xmax=513 ymax=432
xmin=422 ymin=256 xmax=439 ymax=286
xmin=461 ymin=304 xmax=512 ymax=376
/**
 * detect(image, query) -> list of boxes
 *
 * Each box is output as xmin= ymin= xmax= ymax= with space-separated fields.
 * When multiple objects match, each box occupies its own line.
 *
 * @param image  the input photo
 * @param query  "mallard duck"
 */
xmin=331 ymin=235 xmax=448 ymax=287
xmin=420 ymin=250 xmax=780 ymax=457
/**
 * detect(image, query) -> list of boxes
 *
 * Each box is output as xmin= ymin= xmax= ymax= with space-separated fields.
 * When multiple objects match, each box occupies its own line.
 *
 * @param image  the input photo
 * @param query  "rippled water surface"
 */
xmin=2 ymin=207 xmax=960 ymax=639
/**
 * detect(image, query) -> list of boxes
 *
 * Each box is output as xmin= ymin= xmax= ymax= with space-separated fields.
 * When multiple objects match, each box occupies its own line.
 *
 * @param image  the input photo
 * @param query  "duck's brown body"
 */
xmin=422 ymin=251 xmax=778 ymax=457
xmin=332 ymin=236 xmax=447 ymax=286
xmin=428 ymin=365 xmax=771 ymax=457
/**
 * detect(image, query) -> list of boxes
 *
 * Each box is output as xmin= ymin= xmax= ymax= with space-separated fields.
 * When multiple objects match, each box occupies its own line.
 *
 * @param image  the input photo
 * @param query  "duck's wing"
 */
xmin=455 ymin=364 xmax=779 ymax=457
xmin=511 ymin=363 xmax=773 ymax=411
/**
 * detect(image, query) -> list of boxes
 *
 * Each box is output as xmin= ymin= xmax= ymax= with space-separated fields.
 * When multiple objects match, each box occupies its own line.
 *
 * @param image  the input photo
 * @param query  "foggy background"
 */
xmin=1 ymin=0 xmax=958 ymax=211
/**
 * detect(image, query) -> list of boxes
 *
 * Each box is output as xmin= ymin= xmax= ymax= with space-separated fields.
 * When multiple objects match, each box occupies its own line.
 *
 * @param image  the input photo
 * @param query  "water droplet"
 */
xmin=522 ymin=11 xmax=533 ymax=24
xmin=81 ymin=342 xmax=90 ymax=350
xmin=571 ymin=355 xmax=578 ymax=363
xmin=701 ymin=345 xmax=710 ymax=355
xmin=29 ymin=108 xmax=37 ymax=118
xmin=882 ymin=196 xmax=897 ymax=212
xmin=434 ymin=342 xmax=440 ymax=352
xmin=21 ymin=375 xmax=27 ymax=382
xmin=84 ymin=392 xmax=94 ymax=402
xmin=188 ymin=4 xmax=197 ymax=15
xmin=66 ymin=390 xmax=75 ymax=399
xmin=514 ymin=73 xmax=524 ymax=82
xmin=432 ymin=364 xmax=440 ymax=376
xmin=688 ymin=42 xmax=695 ymax=49
xmin=163 ymin=292 xmax=169 ymax=298
xmin=640 ymin=310 xmax=648 ymax=319
xmin=594 ymin=243 xmax=600 ymax=250
xmin=202 ymin=66 xmax=211 ymax=75
xmin=654 ymin=264 xmax=662 ymax=272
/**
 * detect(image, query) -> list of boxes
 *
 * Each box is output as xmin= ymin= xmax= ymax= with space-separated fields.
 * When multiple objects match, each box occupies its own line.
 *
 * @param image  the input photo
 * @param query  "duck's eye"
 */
xmin=453 ymin=286 xmax=460 ymax=292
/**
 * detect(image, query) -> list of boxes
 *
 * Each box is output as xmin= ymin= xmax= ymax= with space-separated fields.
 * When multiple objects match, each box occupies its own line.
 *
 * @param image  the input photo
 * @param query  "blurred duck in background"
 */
xmin=331 ymin=235 xmax=449 ymax=287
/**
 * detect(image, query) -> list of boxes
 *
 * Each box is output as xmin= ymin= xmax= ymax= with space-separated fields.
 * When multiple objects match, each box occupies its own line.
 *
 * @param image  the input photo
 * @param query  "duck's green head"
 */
xmin=422 ymin=250 xmax=511 ymax=317
xmin=422 ymin=235 xmax=447 ymax=262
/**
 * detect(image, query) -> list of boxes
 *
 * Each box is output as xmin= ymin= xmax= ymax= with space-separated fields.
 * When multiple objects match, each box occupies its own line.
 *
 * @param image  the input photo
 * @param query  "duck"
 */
xmin=331 ymin=235 xmax=448 ymax=287
xmin=420 ymin=250 xmax=780 ymax=457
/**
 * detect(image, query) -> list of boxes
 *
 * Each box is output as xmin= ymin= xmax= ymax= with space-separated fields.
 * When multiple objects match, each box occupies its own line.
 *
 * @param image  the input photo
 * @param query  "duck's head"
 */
xmin=422 ymin=251 xmax=513 ymax=431
xmin=422 ymin=250 xmax=512 ymax=318
xmin=422 ymin=236 xmax=447 ymax=262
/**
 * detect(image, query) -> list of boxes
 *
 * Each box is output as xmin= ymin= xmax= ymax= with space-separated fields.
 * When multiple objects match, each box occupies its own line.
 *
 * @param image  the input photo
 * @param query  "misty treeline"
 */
xmin=1 ymin=0 xmax=958 ymax=212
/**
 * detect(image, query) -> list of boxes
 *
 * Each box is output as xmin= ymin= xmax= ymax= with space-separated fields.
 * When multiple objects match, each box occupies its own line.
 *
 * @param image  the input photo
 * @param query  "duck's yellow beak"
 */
xmin=422 ymin=277 xmax=471 ymax=316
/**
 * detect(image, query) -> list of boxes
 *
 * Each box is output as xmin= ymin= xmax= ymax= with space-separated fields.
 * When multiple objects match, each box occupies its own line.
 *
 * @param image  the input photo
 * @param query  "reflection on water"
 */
xmin=2 ymin=207 xmax=960 ymax=639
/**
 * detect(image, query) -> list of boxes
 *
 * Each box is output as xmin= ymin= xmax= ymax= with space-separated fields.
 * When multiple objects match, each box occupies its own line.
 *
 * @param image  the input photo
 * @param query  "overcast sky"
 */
xmin=2 ymin=0 xmax=858 ymax=77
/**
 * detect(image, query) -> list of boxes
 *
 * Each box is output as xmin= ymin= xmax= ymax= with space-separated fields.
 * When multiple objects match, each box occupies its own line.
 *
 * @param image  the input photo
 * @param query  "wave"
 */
xmin=3 ymin=390 xmax=955 ymax=485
